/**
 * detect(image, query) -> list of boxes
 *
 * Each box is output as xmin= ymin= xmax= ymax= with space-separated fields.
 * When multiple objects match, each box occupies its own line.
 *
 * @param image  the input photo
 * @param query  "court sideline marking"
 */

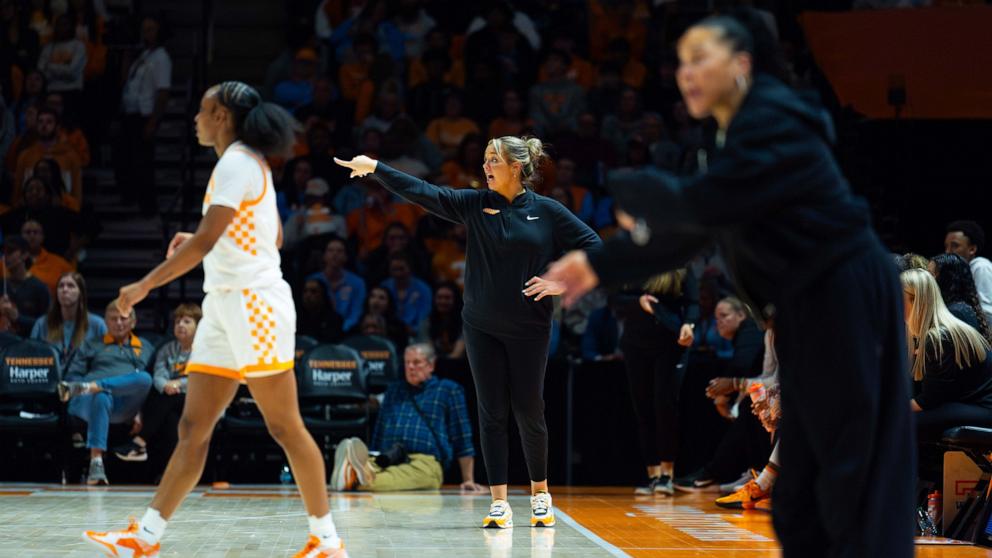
xmin=555 ymin=507 xmax=631 ymax=557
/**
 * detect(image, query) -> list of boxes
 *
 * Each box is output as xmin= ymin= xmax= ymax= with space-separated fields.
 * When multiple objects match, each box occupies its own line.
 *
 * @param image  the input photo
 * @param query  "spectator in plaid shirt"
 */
xmin=331 ymin=343 xmax=485 ymax=492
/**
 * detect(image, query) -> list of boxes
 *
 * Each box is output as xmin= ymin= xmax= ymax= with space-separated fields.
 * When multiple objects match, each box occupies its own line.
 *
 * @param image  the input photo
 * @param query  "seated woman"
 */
xmin=675 ymin=297 xmax=769 ymax=492
xmin=929 ymin=253 xmax=992 ymax=343
xmin=30 ymin=271 xmax=105 ymax=364
xmin=902 ymin=269 xmax=992 ymax=443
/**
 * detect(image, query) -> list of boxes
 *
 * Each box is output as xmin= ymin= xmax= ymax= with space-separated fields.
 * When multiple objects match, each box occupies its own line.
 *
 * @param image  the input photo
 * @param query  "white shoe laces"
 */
xmin=489 ymin=500 xmax=509 ymax=517
xmin=531 ymin=492 xmax=552 ymax=515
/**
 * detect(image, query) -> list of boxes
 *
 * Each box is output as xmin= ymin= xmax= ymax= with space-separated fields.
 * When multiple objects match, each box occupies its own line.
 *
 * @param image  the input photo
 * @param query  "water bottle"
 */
xmin=927 ymin=491 xmax=941 ymax=534
xmin=279 ymin=465 xmax=293 ymax=485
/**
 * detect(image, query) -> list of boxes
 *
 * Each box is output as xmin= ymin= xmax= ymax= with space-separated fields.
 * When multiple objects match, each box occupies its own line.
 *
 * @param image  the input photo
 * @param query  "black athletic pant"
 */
xmin=621 ymin=339 xmax=685 ymax=465
xmin=704 ymin=398 xmax=772 ymax=481
xmin=916 ymin=402 xmax=992 ymax=443
xmin=463 ymin=322 xmax=551 ymax=485
xmin=140 ymin=390 xmax=185 ymax=478
xmin=774 ymin=246 xmax=915 ymax=558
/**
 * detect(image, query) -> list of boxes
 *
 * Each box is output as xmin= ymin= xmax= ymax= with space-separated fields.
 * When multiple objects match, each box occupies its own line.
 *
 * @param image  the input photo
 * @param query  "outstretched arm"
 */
xmin=544 ymin=230 xmax=711 ymax=307
xmin=335 ymin=155 xmax=472 ymax=223
xmin=116 ymin=206 xmax=236 ymax=314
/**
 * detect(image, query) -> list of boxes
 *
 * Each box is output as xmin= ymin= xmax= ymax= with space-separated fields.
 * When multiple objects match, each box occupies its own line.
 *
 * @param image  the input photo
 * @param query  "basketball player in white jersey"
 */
xmin=81 ymin=82 xmax=347 ymax=558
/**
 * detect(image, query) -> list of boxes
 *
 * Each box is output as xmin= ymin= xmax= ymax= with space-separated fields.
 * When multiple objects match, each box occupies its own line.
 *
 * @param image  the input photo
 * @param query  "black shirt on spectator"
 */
xmin=915 ymin=331 xmax=992 ymax=411
xmin=2 ymin=274 xmax=50 ymax=334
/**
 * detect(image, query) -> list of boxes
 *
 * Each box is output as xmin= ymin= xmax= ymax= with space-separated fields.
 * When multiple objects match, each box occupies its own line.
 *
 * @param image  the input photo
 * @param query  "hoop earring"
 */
xmin=736 ymin=74 xmax=749 ymax=93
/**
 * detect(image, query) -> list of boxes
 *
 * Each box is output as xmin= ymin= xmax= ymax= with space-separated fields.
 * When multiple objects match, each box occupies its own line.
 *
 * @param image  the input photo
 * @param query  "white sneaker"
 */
xmin=530 ymin=492 xmax=556 ymax=527
xmin=82 ymin=518 xmax=160 ymax=557
xmin=331 ymin=438 xmax=372 ymax=491
xmin=483 ymin=499 xmax=513 ymax=528
xmin=330 ymin=439 xmax=355 ymax=491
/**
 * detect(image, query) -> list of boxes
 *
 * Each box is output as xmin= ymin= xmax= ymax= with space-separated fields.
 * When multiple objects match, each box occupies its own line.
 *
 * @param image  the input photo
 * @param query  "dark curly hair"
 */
xmin=931 ymin=253 xmax=992 ymax=343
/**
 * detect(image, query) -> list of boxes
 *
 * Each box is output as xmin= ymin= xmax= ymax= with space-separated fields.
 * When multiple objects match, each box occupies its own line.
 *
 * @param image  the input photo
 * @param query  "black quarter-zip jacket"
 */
xmin=373 ymin=163 xmax=602 ymax=338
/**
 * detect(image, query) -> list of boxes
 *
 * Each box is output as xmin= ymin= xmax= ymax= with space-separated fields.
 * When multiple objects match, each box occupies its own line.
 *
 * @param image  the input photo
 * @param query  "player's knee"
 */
xmin=177 ymin=414 xmax=214 ymax=446
xmin=265 ymin=416 xmax=304 ymax=446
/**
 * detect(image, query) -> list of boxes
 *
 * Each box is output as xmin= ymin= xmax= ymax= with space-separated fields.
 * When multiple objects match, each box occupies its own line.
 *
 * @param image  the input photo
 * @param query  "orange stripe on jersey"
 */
xmin=243 ymin=360 xmax=294 ymax=374
xmin=230 ymin=148 xmax=270 ymax=209
xmin=203 ymin=176 xmax=215 ymax=206
xmin=186 ymin=363 xmax=242 ymax=380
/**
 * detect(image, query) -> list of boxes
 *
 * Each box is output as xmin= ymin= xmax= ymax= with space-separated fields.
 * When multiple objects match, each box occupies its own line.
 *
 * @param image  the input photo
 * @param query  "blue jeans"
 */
xmin=68 ymin=372 xmax=153 ymax=450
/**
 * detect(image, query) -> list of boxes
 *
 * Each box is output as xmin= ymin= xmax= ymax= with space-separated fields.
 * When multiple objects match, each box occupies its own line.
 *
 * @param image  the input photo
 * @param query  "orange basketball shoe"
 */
xmin=82 ymin=518 xmax=160 ymax=557
xmin=714 ymin=479 xmax=771 ymax=510
xmin=753 ymin=497 xmax=772 ymax=512
xmin=293 ymin=535 xmax=348 ymax=557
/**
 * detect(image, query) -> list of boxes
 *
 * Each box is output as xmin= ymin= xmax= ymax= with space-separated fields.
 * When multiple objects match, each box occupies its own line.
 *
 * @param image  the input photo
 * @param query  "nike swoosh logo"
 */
xmin=527 ymin=216 xmax=540 ymax=221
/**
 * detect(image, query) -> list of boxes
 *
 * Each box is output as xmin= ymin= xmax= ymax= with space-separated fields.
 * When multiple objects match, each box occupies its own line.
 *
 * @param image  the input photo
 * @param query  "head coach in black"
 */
xmin=336 ymin=133 xmax=601 ymax=530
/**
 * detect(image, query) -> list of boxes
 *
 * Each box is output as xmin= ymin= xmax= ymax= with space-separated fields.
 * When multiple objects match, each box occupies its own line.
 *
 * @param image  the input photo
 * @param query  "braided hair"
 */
xmin=208 ymin=81 xmax=301 ymax=156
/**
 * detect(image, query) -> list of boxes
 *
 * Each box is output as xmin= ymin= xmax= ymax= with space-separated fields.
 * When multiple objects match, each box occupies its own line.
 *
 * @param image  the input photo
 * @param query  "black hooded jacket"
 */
xmin=589 ymin=75 xmax=879 ymax=318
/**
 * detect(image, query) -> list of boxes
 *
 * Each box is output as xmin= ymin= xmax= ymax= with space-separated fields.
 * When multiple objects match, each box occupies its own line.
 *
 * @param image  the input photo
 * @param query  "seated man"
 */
xmin=113 ymin=304 xmax=201 ymax=481
xmin=58 ymin=302 xmax=153 ymax=485
xmin=331 ymin=343 xmax=484 ymax=493
xmin=21 ymin=219 xmax=74 ymax=295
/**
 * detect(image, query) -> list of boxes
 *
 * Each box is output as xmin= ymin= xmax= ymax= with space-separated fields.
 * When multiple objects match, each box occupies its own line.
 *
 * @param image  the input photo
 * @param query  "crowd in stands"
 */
xmin=1 ymin=2 xmax=991 ymax=534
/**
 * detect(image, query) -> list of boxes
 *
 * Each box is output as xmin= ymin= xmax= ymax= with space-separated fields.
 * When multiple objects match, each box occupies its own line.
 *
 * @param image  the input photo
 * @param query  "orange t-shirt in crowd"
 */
xmin=587 ymin=0 xmax=648 ymax=62
xmin=346 ymin=202 xmax=423 ymax=258
xmin=338 ymin=62 xmax=370 ymax=101
xmin=61 ymin=128 xmax=91 ymax=167
xmin=407 ymin=56 xmax=467 ymax=89
xmin=488 ymin=117 xmax=533 ymax=139
xmin=440 ymin=161 xmax=483 ymax=189
xmin=426 ymin=117 xmax=480 ymax=155
xmin=426 ymin=237 xmax=466 ymax=288
xmin=28 ymin=248 xmax=75 ymax=295
xmin=13 ymin=141 xmax=83 ymax=208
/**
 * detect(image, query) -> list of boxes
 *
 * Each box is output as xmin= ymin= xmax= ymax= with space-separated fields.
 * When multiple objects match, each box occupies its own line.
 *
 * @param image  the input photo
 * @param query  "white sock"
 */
xmin=308 ymin=513 xmax=340 ymax=548
xmin=137 ymin=508 xmax=167 ymax=545
xmin=755 ymin=464 xmax=778 ymax=492
xmin=91 ymin=456 xmax=103 ymax=464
